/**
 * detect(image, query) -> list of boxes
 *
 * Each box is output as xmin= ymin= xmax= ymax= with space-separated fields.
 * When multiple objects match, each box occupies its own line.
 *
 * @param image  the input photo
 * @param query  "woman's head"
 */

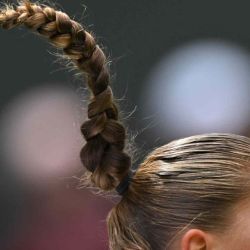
xmin=1 ymin=2 xmax=250 ymax=250
xmin=108 ymin=133 xmax=250 ymax=249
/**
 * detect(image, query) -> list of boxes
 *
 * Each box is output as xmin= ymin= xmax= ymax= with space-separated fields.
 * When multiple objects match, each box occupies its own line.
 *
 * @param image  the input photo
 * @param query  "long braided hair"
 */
xmin=1 ymin=2 xmax=250 ymax=250
xmin=0 ymin=0 xmax=131 ymax=190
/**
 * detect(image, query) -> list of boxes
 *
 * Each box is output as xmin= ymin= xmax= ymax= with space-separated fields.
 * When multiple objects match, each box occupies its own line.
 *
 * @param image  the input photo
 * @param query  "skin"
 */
xmin=217 ymin=198 xmax=250 ymax=250
xmin=172 ymin=198 xmax=250 ymax=250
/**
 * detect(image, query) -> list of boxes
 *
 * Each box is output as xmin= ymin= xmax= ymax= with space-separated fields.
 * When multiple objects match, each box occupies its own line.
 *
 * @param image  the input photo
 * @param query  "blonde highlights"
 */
xmin=108 ymin=133 xmax=250 ymax=249
xmin=1 ymin=2 xmax=250 ymax=250
xmin=0 ymin=0 xmax=131 ymax=191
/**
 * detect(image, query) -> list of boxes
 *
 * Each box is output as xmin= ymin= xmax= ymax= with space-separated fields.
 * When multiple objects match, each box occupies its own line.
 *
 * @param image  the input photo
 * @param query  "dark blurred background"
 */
xmin=0 ymin=0 xmax=249 ymax=249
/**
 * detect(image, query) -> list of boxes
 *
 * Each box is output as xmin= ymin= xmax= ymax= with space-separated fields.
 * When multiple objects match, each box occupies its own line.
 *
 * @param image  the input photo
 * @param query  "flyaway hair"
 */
xmin=1 ymin=1 xmax=250 ymax=250
xmin=0 ymin=0 xmax=131 ymax=191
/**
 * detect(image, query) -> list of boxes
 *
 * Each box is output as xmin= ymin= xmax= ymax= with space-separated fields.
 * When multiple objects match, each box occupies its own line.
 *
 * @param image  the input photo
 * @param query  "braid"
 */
xmin=0 ymin=0 xmax=131 ymax=190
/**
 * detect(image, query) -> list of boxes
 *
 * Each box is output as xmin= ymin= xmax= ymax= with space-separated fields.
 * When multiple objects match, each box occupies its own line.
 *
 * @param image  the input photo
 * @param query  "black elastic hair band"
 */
xmin=116 ymin=170 xmax=134 ymax=196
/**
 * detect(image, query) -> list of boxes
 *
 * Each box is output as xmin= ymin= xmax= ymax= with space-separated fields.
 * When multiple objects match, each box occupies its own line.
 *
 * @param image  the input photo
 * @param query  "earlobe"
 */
xmin=181 ymin=229 xmax=208 ymax=250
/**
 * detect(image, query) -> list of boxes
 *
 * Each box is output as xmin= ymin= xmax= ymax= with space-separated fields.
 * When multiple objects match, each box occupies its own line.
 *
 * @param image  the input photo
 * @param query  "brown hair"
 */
xmin=1 ymin=1 xmax=250 ymax=250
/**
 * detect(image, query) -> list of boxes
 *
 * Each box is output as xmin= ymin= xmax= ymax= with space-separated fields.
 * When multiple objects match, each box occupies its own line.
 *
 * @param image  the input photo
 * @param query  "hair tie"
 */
xmin=116 ymin=170 xmax=134 ymax=196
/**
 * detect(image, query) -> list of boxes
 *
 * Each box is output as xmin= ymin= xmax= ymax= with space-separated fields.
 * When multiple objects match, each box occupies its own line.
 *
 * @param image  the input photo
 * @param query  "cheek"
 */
xmin=234 ymin=221 xmax=250 ymax=248
xmin=225 ymin=229 xmax=250 ymax=249
xmin=220 ymin=209 xmax=250 ymax=249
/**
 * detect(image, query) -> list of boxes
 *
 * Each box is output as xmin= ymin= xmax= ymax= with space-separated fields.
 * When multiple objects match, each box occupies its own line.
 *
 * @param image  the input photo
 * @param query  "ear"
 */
xmin=181 ymin=229 xmax=212 ymax=250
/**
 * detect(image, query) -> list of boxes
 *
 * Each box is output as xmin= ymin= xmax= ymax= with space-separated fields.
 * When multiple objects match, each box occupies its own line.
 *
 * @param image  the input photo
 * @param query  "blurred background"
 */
xmin=0 ymin=0 xmax=249 ymax=249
